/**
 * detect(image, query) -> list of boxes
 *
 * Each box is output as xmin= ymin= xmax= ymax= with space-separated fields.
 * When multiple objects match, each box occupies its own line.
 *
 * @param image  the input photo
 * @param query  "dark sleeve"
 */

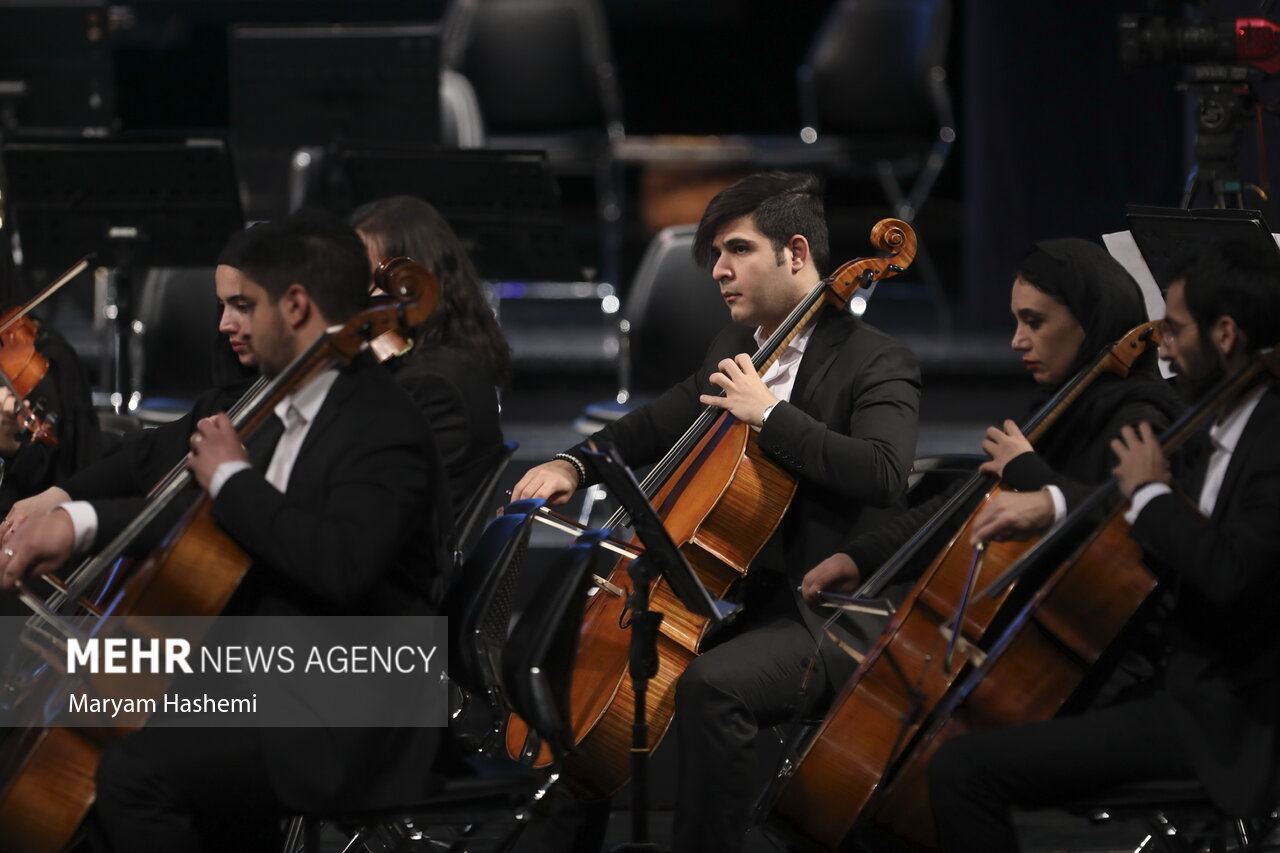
xmin=756 ymin=340 xmax=920 ymax=507
xmin=396 ymin=369 xmax=474 ymax=482
xmin=840 ymin=490 xmax=948 ymax=572
xmin=1130 ymin=457 xmax=1280 ymax=606
xmin=1004 ymin=399 xmax=1176 ymax=512
xmin=209 ymin=413 xmax=437 ymax=605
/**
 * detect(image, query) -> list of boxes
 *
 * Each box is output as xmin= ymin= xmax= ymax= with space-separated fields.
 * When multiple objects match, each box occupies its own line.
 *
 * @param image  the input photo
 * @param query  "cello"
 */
xmin=863 ymin=346 xmax=1280 ymax=850
xmin=763 ymin=319 xmax=1163 ymax=849
xmin=506 ymin=219 xmax=918 ymax=798
xmin=0 ymin=257 xmax=439 ymax=853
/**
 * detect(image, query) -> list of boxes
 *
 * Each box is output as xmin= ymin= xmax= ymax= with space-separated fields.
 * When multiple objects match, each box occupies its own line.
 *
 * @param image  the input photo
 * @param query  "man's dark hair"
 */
xmin=692 ymin=172 xmax=830 ymax=276
xmin=236 ymin=209 xmax=369 ymax=323
xmin=1168 ymin=237 xmax=1280 ymax=353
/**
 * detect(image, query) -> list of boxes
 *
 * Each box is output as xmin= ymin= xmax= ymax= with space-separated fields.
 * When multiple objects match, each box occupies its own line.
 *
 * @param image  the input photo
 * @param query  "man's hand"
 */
xmin=978 ymin=419 xmax=1034 ymax=478
xmin=0 ymin=507 xmax=75 ymax=592
xmin=800 ymin=552 xmax=861 ymax=608
xmin=969 ymin=490 xmax=1055 ymax=546
xmin=1111 ymin=422 xmax=1169 ymax=498
xmin=0 ymin=388 xmax=23 ymax=457
xmin=511 ymin=460 xmax=579 ymax=506
xmin=700 ymin=354 xmax=779 ymax=427
xmin=3 ymin=487 xmax=72 ymax=542
xmin=186 ymin=414 xmax=248 ymax=491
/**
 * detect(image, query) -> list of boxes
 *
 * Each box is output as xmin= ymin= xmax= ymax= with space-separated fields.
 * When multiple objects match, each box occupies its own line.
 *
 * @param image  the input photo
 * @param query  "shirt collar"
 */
xmin=1209 ymin=384 xmax=1266 ymax=454
xmin=754 ymin=320 xmax=816 ymax=357
xmin=273 ymin=368 xmax=340 ymax=427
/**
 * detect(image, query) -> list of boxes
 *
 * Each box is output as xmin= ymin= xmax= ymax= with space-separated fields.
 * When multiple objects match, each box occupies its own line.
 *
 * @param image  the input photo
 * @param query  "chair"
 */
xmin=575 ymin=224 xmax=726 ymax=431
xmin=454 ymin=440 xmax=519 ymax=557
xmin=906 ymin=453 xmax=984 ymax=507
xmin=284 ymin=518 xmax=607 ymax=853
xmin=794 ymin=0 xmax=956 ymax=330
xmin=439 ymin=68 xmax=486 ymax=149
xmin=571 ymin=225 xmax=726 ymax=522
xmin=441 ymin=0 xmax=626 ymax=284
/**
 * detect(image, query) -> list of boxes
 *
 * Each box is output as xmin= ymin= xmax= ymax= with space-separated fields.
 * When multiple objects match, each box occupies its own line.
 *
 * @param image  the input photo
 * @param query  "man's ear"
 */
xmin=786 ymin=234 xmax=810 ymax=272
xmin=278 ymin=283 xmax=313 ymax=329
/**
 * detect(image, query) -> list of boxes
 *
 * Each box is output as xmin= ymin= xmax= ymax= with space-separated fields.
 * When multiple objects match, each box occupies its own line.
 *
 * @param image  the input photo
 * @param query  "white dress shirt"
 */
xmin=754 ymin=321 xmax=815 ymax=407
xmin=62 ymin=369 xmax=340 ymax=550
xmin=1125 ymin=384 xmax=1267 ymax=523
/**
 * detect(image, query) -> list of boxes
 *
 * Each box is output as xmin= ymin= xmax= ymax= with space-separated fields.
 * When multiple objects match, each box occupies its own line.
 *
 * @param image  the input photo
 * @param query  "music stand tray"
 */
xmin=1126 ymin=205 xmax=1280 ymax=286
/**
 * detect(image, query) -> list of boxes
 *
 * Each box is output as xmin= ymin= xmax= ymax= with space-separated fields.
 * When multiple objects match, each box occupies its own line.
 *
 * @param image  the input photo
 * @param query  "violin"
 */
xmin=0 ymin=257 xmax=94 ymax=449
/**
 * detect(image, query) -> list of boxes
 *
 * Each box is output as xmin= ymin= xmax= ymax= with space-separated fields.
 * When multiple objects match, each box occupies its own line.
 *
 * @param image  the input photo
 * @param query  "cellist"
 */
xmin=801 ymin=239 xmax=1182 ymax=621
xmin=0 ymin=211 xmax=452 ymax=853
xmin=927 ymin=237 xmax=1280 ymax=852
xmin=513 ymin=172 xmax=922 ymax=853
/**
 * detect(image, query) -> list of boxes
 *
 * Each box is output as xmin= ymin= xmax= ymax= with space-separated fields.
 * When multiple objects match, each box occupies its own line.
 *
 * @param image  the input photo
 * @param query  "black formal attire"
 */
xmin=391 ymin=345 xmax=504 ymax=523
xmin=566 ymin=306 xmax=921 ymax=853
xmin=928 ymin=386 xmax=1280 ymax=852
xmin=89 ymin=357 xmax=452 ymax=853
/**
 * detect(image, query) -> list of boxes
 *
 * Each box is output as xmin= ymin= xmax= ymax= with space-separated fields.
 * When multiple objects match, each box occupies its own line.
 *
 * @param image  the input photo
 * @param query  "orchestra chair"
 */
xmin=1065 ymin=780 xmax=1280 ymax=852
xmin=454 ymin=440 xmax=519 ymax=557
xmin=572 ymin=224 xmax=726 ymax=522
xmin=905 ymin=453 xmax=984 ymax=507
xmin=794 ymin=0 xmax=956 ymax=331
xmin=441 ymin=0 xmax=626 ymax=285
xmin=283 ymin=519 xmax=606 ymax=853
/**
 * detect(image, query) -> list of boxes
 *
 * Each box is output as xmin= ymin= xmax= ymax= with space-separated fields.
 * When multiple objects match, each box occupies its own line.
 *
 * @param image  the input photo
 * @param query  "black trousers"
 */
xmin=927 ymin=692 xmax=1195 ymax=853
xmin=671 ymin=601 xmax=856 ymax=853
xmin=92 ymin=727 xmax=284 ymax=853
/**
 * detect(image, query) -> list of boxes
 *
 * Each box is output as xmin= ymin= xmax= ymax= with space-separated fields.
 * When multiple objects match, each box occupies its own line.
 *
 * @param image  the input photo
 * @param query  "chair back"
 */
xmin=439 ymin=68 xmax=487 ymax=148
xmin=444 ymin=498 xmax=543 ymax=697
xmin=501 ymin=528 xmax=605 ymax=756
xmin=907 ymin=453 xmax=984 ymax=507
xmin=455 ymin=441 xmax=519 ymax=554
xmin=799 ymin=0 xmax=952 ymax=137
xmin=442 ymin=0 xmax=622 ymax=135
xmin=623 ymin=225 xmax=728 ymax=395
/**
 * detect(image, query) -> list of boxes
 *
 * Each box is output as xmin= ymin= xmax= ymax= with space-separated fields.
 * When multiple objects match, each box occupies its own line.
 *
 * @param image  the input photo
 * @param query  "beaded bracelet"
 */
xmin=553 ymin=452 xmax=588 ymax=488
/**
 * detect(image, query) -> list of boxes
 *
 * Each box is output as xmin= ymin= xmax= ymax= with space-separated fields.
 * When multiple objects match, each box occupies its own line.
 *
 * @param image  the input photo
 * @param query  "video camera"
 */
xmin=1120 ymin=11 xmax=1280 ymax=79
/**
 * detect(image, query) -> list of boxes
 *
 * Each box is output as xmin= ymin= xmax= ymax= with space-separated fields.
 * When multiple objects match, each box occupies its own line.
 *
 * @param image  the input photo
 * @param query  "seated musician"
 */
xmin=0 ymin=210 xmax=452 ymax=852
xmin=801 ymin=239 xmax=1181 ymax=613
xmin=927 ymin=237 xmax=1280 ymax=852
xmin=513 ymin=172 xmax=923 ymax=853
xmin=349 ymin=195 xmax=510 ymax=521
xmin=0 ymin=263 xmax=100 ymax=516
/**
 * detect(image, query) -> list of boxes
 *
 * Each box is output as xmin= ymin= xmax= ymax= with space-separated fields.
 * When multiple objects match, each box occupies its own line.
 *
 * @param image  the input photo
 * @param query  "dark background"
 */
xmin=1 ymin=0 xmax=1278 ymax=330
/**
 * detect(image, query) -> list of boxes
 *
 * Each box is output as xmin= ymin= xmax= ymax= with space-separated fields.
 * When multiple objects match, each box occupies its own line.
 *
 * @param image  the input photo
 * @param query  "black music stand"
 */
xmin=229 ymin=23 xmax=440 ymax=220
xmin=579 ymin=441 xmax=733 ymax=853
xmin=1 ymin=137 xmax=243 ymax=412
xmin=1126 ymin=205 xmax=1278 ymax=285
xmin=341 ymin=147 xmax=582 ymax=282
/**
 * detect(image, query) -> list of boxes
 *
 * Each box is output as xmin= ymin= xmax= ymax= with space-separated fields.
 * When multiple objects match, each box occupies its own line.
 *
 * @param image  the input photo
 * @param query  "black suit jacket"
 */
xmin=1129 ymin=386 xmax=1280 ymax=815
xmin=88 ymin=358 xmax=450 ymax=812
xmin=392 ymin=346 xmax=505 ymax=523
xmin=589 ymin=306 xmax=921 ymax=653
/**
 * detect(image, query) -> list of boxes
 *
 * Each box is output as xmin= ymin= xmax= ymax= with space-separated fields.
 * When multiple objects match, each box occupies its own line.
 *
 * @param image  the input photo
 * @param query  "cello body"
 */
xmin=507 ymin=415 xmax=796 ymax=798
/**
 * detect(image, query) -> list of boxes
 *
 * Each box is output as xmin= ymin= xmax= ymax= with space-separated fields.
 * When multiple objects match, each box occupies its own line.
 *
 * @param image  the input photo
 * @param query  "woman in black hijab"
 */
xmin=801 ymin=237 xmax=1182 ymax=599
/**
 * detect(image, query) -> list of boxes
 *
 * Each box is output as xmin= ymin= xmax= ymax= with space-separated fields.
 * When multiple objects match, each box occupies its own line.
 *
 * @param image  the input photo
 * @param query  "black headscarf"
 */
xmin=1016 ymin=238 xmax=1182 ymax=478
xmin=1018 ymin=238 xmax=1151 ymax=380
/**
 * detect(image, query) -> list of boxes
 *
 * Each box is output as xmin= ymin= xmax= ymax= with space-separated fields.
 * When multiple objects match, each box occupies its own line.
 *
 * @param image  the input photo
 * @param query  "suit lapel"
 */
xmin=790 ymin=308 xmax=850 ymax=411
xmin=287 ymin=366 xmax=359 ymax=486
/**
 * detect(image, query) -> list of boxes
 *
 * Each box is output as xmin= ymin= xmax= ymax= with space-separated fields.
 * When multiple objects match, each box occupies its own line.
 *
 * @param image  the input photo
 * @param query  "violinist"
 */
xmin=513 ymin=172 xmax=922 ymax=853
xmin=349 ymin=195 xmax=510 ymax=520
xmin=0 ymin=229 xmax=261 ymax=531
xmin=0 ymin=210 xmax=452 ymax=853
xmin=0 ymin=294 xmax=100 ymax=517
xmin=801 ymin=239 xmax=1181 ymax=607
xmin=927 ymin=238 xmax=1280 ymax=852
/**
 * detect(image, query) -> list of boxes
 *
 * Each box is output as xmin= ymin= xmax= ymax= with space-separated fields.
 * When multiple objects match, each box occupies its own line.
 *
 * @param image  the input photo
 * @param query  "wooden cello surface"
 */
xmin=0 ymin=258 xmax=439 ymax=853
xmin=506 ymin=220 xmax=919 ymax=798
xmin=764 ymin=321 xmax=1164 ymax=849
